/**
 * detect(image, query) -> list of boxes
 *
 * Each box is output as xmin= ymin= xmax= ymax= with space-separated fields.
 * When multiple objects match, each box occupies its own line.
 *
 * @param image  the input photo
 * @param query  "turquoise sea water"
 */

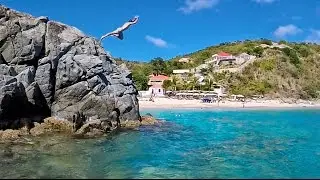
xmin=1 ymin=109 xmax=320 ymax=178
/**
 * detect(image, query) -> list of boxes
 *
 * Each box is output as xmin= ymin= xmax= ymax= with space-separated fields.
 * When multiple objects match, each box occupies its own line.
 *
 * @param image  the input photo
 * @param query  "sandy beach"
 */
xmin=139 ymin=97 xmax=320 ymax=110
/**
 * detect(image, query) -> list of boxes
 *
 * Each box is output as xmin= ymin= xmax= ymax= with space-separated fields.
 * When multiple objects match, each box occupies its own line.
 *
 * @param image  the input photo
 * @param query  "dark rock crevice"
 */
xmin=0 ymin=37 xmax=8 ymax=50
xmin=0 ymin=53 xmax=7 ymax=65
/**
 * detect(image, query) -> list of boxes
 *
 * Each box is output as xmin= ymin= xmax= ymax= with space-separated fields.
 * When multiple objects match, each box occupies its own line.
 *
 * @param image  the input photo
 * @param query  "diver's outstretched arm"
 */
xmin=118 ymin=16 xmax=139 ymax=31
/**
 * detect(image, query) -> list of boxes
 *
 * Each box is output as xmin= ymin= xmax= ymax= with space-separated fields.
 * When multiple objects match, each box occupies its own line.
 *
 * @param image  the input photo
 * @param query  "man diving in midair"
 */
xmin=100 ymin=15 xmax=139 ymax=42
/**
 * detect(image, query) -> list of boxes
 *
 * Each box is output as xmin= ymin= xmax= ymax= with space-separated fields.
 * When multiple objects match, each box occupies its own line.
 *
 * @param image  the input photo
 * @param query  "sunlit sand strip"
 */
xmin=139 ymin=98 xmax=320 ymax=110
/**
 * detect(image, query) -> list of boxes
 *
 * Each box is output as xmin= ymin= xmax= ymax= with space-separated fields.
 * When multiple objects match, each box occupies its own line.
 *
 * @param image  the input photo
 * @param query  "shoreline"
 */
xmin=140 ymin=106 xmax=320 ymax=111
xmin=139 ymin=98 xmax=320 ymax=110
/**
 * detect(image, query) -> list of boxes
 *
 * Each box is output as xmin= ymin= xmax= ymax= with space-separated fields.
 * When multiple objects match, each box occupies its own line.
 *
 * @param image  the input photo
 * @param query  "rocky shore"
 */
xmin=0 ymin=5 xmax=144 ymax=139
xmin=0 ymin=113 xmax=162 ymax=143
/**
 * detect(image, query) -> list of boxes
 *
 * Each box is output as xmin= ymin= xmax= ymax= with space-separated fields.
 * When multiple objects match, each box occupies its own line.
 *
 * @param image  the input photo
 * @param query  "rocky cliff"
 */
xmin=0 ymin=5 xmax=140 ymax=132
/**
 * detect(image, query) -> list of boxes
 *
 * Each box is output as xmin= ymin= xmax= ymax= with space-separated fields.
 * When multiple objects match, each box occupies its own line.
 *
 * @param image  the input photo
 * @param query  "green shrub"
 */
xmin=260 ymin=39 xmax=273 ymax=45
xmin=303 ymin=85 xmax=319 ymax=98
xmin=279 ymin=40 xmax=287 ymax=45
xmin=281 ymin=48 xmax=300 ymax=66
xmin=293 ymin=45 xmax=311 ymax=57
xmin=252 ymin=47 xmax=264 ymax=57
xmin=259 ymin=59 xmax=276 ymax=71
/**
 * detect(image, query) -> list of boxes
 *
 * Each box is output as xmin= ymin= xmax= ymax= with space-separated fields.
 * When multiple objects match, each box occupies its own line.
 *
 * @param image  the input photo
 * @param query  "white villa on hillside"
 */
xmin=206 ymin=52 xmax=237 ymax=65
xmin=205 ymin=52 xmax=255 ymax=66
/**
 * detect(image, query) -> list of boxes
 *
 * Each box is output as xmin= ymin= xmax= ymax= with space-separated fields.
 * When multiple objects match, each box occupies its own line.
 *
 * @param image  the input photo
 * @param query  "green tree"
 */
xmin=204 ymin=71 xmax=216 ymax=90
xmin=132 ymin=71 xmax=149 ymax=91
xmin=203 ymin=77 xmax=213 ymax=91
xmin=151 ymin=57 xmax=166 ymax=75
xmin=171 ymin=75 xmax=179 ymax=91
xmin=187 ymin=75 xmax=200 ymax=90
xmin=131 ymin=64 xmax=153 ymax=91
xmin=162 ymin=80 xmax=172 ymax=90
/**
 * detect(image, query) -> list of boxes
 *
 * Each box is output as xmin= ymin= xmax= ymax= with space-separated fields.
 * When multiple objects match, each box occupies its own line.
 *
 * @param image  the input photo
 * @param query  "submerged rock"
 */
xmin=141 ymin=114 xmax=160 ymax=126
xmin=121 ymin=114 xmax=163 ymax=129
xmin=74 ymin=119 xmax=113 ymax=137
xmin=29 ymin=117 xmax=73 ymax=136
xmin=0 ymin=128 xmax=28 ymax=141
xmin=0 ymin=5 xmax=141 ymax=135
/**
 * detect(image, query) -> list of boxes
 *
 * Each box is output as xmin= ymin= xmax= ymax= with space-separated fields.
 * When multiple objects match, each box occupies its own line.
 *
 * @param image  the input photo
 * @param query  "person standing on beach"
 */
xmin=242 ymin=98 xmax=246 ymax=108
xmin=100 ymin=16 xmax=139 ymax=42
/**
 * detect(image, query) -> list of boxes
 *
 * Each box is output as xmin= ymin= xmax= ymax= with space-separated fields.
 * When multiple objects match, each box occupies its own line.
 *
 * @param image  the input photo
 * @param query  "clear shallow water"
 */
xmin=1 ymin=109 xmax=320 ymax=178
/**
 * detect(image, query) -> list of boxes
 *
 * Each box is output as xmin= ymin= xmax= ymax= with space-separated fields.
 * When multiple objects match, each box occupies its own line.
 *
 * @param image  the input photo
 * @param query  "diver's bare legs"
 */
xmin=100 ymin=31 xmax=123 ymax=42
xmin=100 ymin=32 xmax=114 ymax=41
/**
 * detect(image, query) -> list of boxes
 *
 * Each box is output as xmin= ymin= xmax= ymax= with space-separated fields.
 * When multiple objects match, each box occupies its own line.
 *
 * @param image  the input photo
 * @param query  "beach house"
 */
xmin=147 ymin=74 xmax=169 ymax=97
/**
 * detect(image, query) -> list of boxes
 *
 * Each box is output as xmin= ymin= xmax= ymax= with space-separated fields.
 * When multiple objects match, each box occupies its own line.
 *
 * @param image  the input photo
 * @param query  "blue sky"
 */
xmin=1 ymin=0 xmax=320 ymax=61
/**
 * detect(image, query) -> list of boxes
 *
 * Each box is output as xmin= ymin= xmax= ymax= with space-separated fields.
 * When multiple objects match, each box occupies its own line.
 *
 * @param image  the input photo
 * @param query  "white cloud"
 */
xmin=273 ymin=24 xmax=302 ymax=38
xmin=305 ymin=29 xmax=320 ymax=44
xmin=178 ymin=0 xmax=219 ymax=14
xmin=145 ymin=35 xmax=168 ymax=48
xmin=253 ymin=0 xmax=277 ymax=3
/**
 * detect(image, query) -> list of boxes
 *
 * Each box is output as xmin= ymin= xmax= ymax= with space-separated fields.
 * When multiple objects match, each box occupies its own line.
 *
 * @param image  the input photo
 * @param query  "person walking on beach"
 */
xmin=100 ymin=16 xmax=139 ymax=42
xmin=242 ymin=98 xmax=246 ymax=108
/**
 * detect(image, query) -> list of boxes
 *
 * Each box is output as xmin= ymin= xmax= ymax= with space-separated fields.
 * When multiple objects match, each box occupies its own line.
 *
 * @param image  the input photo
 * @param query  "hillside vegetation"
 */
xmin=115 ymin=39 xmax=320 ymax=100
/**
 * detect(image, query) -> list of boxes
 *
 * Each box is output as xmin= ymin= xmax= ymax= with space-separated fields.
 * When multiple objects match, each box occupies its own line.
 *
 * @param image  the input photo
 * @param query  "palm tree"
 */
xmin=171 ymin=75 xmax=179 ymax=91
xmin=187 ymin=75 xmax=200 ymax=90
xmin=204 ymin=70 xmax=216 ymax=91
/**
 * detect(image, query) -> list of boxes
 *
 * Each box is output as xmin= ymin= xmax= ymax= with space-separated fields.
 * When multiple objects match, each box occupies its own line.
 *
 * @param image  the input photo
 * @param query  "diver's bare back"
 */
xmin=100 ymin=16 xmax=139 ymax=42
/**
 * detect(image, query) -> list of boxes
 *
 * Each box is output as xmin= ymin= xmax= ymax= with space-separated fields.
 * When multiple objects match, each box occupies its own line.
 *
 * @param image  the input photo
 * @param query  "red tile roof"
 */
xmin=149 ymin=75 xmax=169 ymax=81
xmin=218 ymin=52 xmax=231 ymax=56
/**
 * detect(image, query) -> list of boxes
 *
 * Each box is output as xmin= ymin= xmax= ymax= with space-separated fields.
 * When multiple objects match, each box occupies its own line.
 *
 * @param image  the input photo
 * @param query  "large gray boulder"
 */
xmin=0 ymin=5 xmax=140 ymax=131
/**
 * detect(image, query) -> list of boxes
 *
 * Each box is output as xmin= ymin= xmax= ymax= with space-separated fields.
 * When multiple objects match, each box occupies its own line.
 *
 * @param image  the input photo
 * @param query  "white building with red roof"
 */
xmin=147 ymin=74 xmax=169 ymax=96
xmin=205 ymin=51 xmax=255 ymax=66
xmin=210 ymin=52 xmax=237 ymax=66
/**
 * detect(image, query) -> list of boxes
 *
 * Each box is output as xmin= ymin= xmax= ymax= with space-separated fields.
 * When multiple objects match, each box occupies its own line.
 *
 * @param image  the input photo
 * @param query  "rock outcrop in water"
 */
xmin=0 ymin=5 xmax=141 ymax=133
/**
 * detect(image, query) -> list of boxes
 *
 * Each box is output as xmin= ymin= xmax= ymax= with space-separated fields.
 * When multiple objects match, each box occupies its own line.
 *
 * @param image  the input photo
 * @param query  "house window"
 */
xmin=158 ymin=89 xmax=161 ymax=93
